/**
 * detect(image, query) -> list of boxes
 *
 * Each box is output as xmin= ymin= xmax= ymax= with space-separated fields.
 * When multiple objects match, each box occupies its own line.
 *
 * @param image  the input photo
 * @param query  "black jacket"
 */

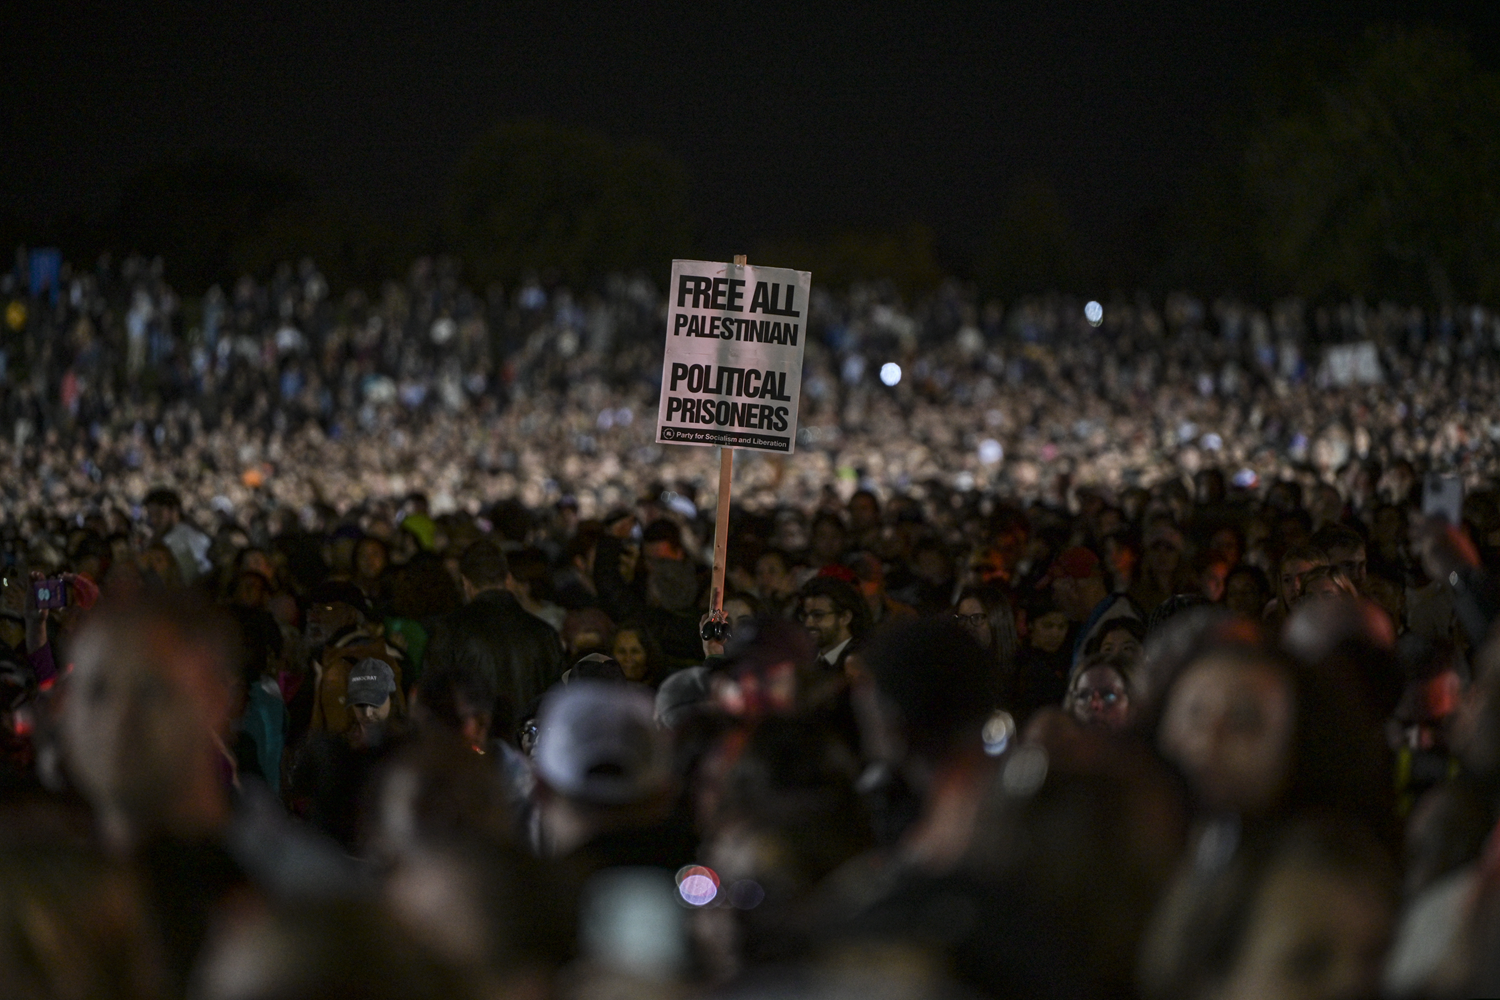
xmin=425 ymin=589 xmax=565 ymax=738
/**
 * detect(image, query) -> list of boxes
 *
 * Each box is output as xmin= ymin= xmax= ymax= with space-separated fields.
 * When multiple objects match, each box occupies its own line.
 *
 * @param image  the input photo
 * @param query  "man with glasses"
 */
xmin=795 ymin=576 xmax=869 ymax=676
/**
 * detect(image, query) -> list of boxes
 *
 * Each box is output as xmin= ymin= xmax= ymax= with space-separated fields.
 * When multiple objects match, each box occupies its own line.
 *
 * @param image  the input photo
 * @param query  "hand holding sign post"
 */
xmin=657 ymin=257 xmax=810 ymax=637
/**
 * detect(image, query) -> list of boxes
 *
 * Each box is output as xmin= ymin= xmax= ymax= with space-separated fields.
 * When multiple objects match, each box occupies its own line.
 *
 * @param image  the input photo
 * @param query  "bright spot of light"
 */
xmin=982 ymin=710 xmax=1015 ymax=757
xmin=676 ymin=865 xmax=720 ymax=907
xmin=1084 ymin=301 xmax=1104 ymax=327
xmin=880 ymin=362 xmax=902 ymax=386
xmin=841 ymin=354 xmax=867 ymax=384
xmin=978 ymin=438 xmax=1004 ymax=465
xmin=1001 ymin=744 xmax=1049 ymax=796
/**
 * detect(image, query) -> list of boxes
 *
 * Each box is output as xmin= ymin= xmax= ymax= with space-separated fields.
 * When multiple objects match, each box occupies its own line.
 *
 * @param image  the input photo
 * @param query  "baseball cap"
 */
xmin=346 ymin=658 xmax=396 ymax=708
xmin=534 ymin=680 xmax=669 ymax=805
xmin=1036 ymin=546 xmax=1101 ymax=588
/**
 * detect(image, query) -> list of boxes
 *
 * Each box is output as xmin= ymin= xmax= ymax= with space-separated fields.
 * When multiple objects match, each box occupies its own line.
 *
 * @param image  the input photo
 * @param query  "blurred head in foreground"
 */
xmin=1140 ymin=814 xmax=1395 ymax=1000
xmin=192 ymin=902 xmax=474 ymax=1000
xmin=531 ymin=680 xmax=673 ymax=860
xmin=854 ymin=618 xmax=999 ymax=787
xmin=60 ymin=595 xmax=237 ymax=852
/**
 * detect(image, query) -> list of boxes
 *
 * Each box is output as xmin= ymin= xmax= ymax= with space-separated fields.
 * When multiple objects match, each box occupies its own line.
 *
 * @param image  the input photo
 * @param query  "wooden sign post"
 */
xmin=704 ymin=254 xmax=747 ymax=630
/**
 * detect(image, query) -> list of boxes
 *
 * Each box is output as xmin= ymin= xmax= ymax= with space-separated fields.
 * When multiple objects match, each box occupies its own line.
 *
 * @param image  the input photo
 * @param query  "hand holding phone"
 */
xmin=30 ymin=577 xmax=69 ymax=612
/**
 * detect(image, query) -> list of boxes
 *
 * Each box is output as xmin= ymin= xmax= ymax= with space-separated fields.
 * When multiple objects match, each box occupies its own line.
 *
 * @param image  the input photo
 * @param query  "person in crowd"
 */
xmin=305 ymin=580 xmax=407 ymax=740
xmin=505 ymin=546 xmax=567 ymax=632
xmin=897 ymin=537 xmax=959 ymax=615
xmin=592 ymin=524 xmax=703 ymax=662
xmin=1064 ymin=653 xmax=1134 ymax=731
xmin=1083 ymin=615 xmax=1147 ymax=669
xmin=1014 ymin=596 xmax=1076 ymax=719
xmin=610 ymin=620 xmax=668 ymax=687
xmin=1295 ymin=564 xmax=1360 ymax=605
xmin=60 ymin=597 xmax=236 ymax=848
xmin=193 ymin=901 xmax=477 ymax=1000
xmin=808 ymin=512 xmax=849 ymax=570
xmin=1141 ymin=629 xmax=1394 ymax=843
xmin=560 ymin=606 xmax=615 ymax=659
xmin=848 ymin=489 xmax=883 ymax=550
xmin=1041 ymin=545 xmax=1142 ymax=665
xmin=143 ymin=487 xmax=212 ymax=585
xmin=1192 ymin=550 xmax=1232 ymax=603
xmin=845 ymin=550 xmax=917 ymax=627
xmin=1223 ymin=564 xmax=1272 ymax=619
xmin=1312 ymin=523 xmax=1368 ymax=584
xmin=383 ymin=840 xmax=575 ymax=1000
xmin=1273 ymin=544 xmax=1331 ymax=621
xmin=1132 ymin=520 xmax=1189 ymax=614
xmin=953 ymin=584 xmax=1020 ymax=699
xmin=721 ymin=591 xmax=763 ymax=634
xmin=530 ymin=680 xmax=694 ymax=874
xmin=552 ymin=522 xmax=603 ymax=606
xmin=691 ymin=718 xmax=872 ymax=984
xmin=795 ymin=575 xmax=870 ymax=677
xmin=820 ymin=618 xmax=1091 ymax=997
xmin=56 ymin=593 xmax=362 ymax=985
xmin=1140 ymin=815 xmax=1396 ymax=1000
xmin=754 ymin=549 xmax=799 ymax=619
xmin=351 ymin=534 xmax=390 ymax=601
xmin=413 ymin=639 xmax=502 ymax=756
xmin=1365 ymin=567 xmax=1408 ymax=633
xmin=0 ymin=842 xmax=168 ymax=1000
xmin=347 ymin=657 xmax=401 ymax=749
xmin=1101 ymin=528 xmax=1143 ymax=595
xmin=227 ymin=605 xmax=288 ymax=795
xmin=424 ymin=539 xmax=564 ymax=743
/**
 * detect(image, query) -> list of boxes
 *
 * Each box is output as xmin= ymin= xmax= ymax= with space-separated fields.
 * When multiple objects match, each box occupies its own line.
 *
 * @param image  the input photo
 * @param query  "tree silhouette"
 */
xmin=974 ymin=176 xmax=1090 ymax=299
xmin=117 ymin=156 xmax=307 ymax=289
xmin=1238 ymin=27 xmax=1500 ymax=303
xmin=446 ymin=120 xmax=691 ymax=285
xmin=754 ymin=223 xmax=943 ymax=297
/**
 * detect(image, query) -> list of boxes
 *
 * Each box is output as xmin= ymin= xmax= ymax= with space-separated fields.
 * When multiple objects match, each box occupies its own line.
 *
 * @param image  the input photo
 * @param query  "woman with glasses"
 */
xmin=951 ymin=585 xmax=1019 ymax=706
xmin=1064 ymin=652 xmax=1133 ymax=732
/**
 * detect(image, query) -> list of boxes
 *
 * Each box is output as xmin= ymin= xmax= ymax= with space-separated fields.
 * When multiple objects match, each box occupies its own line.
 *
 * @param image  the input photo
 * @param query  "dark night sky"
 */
xmin=5 ymin=1 xmax=1497 ymax=268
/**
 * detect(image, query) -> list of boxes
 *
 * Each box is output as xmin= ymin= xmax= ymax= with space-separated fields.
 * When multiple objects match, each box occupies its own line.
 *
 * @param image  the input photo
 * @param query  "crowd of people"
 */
xmin=3 ymin=248 xmax=1500 ymax=998
xmin=5 ymin=248 xmax=1500 ymax=524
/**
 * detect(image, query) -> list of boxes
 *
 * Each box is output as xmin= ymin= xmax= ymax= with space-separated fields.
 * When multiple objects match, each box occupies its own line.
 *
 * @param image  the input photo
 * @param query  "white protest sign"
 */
xmin=1320 ymin=341 xmax=1384 ymax=387
xmin=656 ymin=259 xmax=810 ymax=454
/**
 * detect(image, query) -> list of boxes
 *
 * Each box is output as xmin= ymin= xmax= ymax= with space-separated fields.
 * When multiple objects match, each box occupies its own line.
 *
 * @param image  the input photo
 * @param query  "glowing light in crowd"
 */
xmin=1084 ymin=301 xmax=1104 ymax=326
xmin=978 ymin=438 xmax=1004 ymax=465
xmin=982 ymin=710 xmax=1015 ymax=756
xmin=1002 ymin=744 xmax=1049 ymax=796
xmin=880 ymin=363 xmax=902 ymax=386
xmin=676 ymin=865 xmax=720 ymax=906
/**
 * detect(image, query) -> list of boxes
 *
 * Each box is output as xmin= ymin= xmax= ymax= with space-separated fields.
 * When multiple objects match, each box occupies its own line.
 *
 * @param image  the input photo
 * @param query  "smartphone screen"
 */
xmin=32 ymin=578 xmax=68 ymax=611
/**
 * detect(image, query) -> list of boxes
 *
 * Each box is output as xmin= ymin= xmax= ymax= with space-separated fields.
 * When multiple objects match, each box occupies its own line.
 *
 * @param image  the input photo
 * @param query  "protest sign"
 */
xmin=1320 ymin=341 xmax=1384 ymax=387
xmin=655 ymin=258 xmax=811 ymax=454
